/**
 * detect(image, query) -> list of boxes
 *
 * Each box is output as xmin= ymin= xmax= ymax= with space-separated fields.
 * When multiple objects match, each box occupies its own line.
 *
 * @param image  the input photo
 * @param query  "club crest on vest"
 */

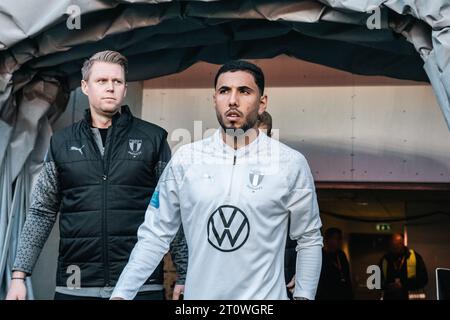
xmin=247 ymin=170 xmax=264 ymax=191
xmin=128 ymin=139 xmax=142 ymax=158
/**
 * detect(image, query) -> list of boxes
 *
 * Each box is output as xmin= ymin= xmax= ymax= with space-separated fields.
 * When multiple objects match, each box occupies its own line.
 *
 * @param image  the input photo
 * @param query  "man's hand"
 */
xmin=172 ymin=284 xmax=185 ymax=300
xmin=387 ymin=281 xmax=403 ymax=290
xmin=287 ymin=275 xmax=309 ymax=300
xmin=286 ymin=275 xmax=295 ymax=294
xmin=6 ymin=272 xmax=27 ymax=300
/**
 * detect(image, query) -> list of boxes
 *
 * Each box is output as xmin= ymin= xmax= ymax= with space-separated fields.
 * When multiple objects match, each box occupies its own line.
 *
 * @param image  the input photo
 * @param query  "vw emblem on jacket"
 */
xmin=247 ymin=170 xmax=264 ymax=191
xmin=207 ymin=205 xmax=250 ymax=252
xmin=128 ymin=139 xmax=142 ymax=158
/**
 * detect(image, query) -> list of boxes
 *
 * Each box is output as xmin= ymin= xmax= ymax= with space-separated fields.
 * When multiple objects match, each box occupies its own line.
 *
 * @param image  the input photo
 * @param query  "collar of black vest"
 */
xmin=82 ymin=105 xmax=133 ymax=128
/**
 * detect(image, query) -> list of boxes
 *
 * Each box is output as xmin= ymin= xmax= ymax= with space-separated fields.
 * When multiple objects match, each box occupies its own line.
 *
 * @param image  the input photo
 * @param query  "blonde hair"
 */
xmin=81 ymin=50 xmax=128 ymax=81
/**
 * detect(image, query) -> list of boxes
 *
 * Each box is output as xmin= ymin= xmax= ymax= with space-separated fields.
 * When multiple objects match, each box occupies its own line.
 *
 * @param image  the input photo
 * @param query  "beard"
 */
xmin=216 ymin=109 xmax=259 ymax=137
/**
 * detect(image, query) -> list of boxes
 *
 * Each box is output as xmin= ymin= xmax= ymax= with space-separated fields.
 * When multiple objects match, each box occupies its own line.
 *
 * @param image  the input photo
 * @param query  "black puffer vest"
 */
xmin=50 ymin=105 xmax=167 ymax=287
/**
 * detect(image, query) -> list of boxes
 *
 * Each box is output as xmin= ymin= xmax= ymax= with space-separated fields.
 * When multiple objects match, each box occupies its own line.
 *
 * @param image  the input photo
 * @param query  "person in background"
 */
xmin=316 ymin=228 xmax=353 ymax=300
xmin=256 ymin=111 xmax=272 ymax=137
xmin=379 ymin=233 xmax=428 ymax=300
xmin=256 ymin=111 xmax=297 ymax=299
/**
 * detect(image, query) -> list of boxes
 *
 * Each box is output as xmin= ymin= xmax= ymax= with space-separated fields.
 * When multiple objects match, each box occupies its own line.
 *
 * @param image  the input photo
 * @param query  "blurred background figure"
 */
xmin=257 ymin=111 xmax=296 ymax=299
xmin=316 ymin=228 xmax=353 ymax=300
xmin=256 ymin=111 xmax=272 ymax=137
xmin=379 ymin=233 xmax=428 ymax=300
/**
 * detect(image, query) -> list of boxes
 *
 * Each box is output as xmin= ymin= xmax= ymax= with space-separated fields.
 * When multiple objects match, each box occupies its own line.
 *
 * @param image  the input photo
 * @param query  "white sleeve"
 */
xmin=285 ymin=155 xmax=323 ymax=300
xmin=111 ymin=161 xmax=182 ymax=300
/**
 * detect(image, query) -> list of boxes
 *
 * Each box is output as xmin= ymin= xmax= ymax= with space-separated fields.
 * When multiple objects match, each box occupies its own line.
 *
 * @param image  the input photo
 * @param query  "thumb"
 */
xmin=172 ymin=288 xmax=180 ymax=300
xmin=287 ymin=276 xmax=295 ymax=288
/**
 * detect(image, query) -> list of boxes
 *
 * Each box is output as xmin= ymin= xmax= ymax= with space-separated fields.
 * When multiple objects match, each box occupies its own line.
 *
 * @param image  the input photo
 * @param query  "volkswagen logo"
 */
xmin=207 ymin=205 xmax=250 ymax=252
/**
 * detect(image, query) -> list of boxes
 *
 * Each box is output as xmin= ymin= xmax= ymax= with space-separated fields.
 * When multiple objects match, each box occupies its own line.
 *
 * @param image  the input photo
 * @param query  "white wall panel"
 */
xmin=143 ymin=85 xmax=450 ymax=183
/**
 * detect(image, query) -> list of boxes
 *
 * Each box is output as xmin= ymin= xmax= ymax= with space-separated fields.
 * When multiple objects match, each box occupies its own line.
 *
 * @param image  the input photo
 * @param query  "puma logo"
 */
xmin=70 ymin=145 xmax=85 ymax=155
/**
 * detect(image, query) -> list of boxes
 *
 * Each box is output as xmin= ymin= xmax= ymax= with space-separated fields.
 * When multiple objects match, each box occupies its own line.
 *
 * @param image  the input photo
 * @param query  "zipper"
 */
xmin=86 ymin=124 xmax=114 ymax=287
xmin=227 ymin=153 xmax=237 ymax=198
xmin=101 ymin=125 xmax=115 ymax=287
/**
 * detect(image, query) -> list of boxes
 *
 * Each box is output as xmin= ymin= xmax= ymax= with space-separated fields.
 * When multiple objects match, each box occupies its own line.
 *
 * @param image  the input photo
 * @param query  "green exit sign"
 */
xmin=376 ymin=224 xmax=391 ymax=232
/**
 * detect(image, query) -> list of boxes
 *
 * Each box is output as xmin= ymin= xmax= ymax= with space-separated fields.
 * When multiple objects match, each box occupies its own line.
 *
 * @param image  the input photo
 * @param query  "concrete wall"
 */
xmin=141 ymin=85 xmax=450 ymax=183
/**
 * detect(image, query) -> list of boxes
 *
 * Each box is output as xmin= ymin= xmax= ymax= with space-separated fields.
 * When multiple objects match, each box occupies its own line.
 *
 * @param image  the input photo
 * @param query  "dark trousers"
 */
xmin=54 ymin=290 xmax=165 ymax=300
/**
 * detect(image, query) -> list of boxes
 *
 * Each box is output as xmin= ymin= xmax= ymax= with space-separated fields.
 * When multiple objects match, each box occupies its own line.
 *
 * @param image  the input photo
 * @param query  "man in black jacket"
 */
xmin=379 ymin=233 xmax=428 ymax=300
xmin=6 ymin=50 xmax=187 ymax=300
xmin=316 ymin=228 xmax=354 ymax=300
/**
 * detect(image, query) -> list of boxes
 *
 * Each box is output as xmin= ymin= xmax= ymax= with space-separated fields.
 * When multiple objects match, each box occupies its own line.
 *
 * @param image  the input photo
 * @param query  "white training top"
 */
xmin=112 ymin=129 xmax=323 ymax=300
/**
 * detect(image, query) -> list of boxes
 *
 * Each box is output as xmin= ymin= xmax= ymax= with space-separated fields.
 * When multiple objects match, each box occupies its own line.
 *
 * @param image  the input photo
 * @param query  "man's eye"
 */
xmin=98 ymin=80 xmax=105 ymax=84
xmin=114 ymin=80 xmax=123 ymax=84
xmin=219 ymin=89 xmax=228 ymax=94
xmin=240 ymin=89 xmax=249 ymax=94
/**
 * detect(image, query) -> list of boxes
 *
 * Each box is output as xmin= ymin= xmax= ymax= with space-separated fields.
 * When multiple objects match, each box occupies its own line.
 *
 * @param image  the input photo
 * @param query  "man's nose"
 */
xmin=106 ymin=80 xmax=114 ymax=92
xmin=229 ymin=89 xmax=238 ymax=106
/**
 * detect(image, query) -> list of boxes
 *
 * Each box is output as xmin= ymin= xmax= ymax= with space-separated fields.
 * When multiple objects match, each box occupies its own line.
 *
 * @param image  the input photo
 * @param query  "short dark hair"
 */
xmin=324 ymin=227 xmax=343 ymax=239
xmin=214 ymin=60 xmax=265 ymax=95
xmin=257 ymin=111 xmax=272 ymax=137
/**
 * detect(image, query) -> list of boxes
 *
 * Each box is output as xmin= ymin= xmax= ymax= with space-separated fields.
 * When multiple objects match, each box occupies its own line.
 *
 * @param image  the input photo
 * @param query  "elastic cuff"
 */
xmin=293 ymin=290 xmax=315 ymax=301
xmin=12 ymin=267 xmax=32 ymax=277
xmin=110 ymin=290 xmax=132 ymax=300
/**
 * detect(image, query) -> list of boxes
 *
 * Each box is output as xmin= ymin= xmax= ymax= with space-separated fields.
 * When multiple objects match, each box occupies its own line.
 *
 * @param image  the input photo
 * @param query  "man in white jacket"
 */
xmin=111 ymin=60 xmax=323 ymax=300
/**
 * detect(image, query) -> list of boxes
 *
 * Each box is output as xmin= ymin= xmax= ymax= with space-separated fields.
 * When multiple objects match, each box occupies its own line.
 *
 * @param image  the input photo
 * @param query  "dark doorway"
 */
xmin=348 ymin=233 xmax=392 ymax=300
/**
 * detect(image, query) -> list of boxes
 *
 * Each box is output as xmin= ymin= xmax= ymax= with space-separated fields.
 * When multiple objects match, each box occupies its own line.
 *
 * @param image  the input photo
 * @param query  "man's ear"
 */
xmin=81 ymin=80 xmax=88 ymax=96
xmin=258 ymin=94 xmax=268 ymax=115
